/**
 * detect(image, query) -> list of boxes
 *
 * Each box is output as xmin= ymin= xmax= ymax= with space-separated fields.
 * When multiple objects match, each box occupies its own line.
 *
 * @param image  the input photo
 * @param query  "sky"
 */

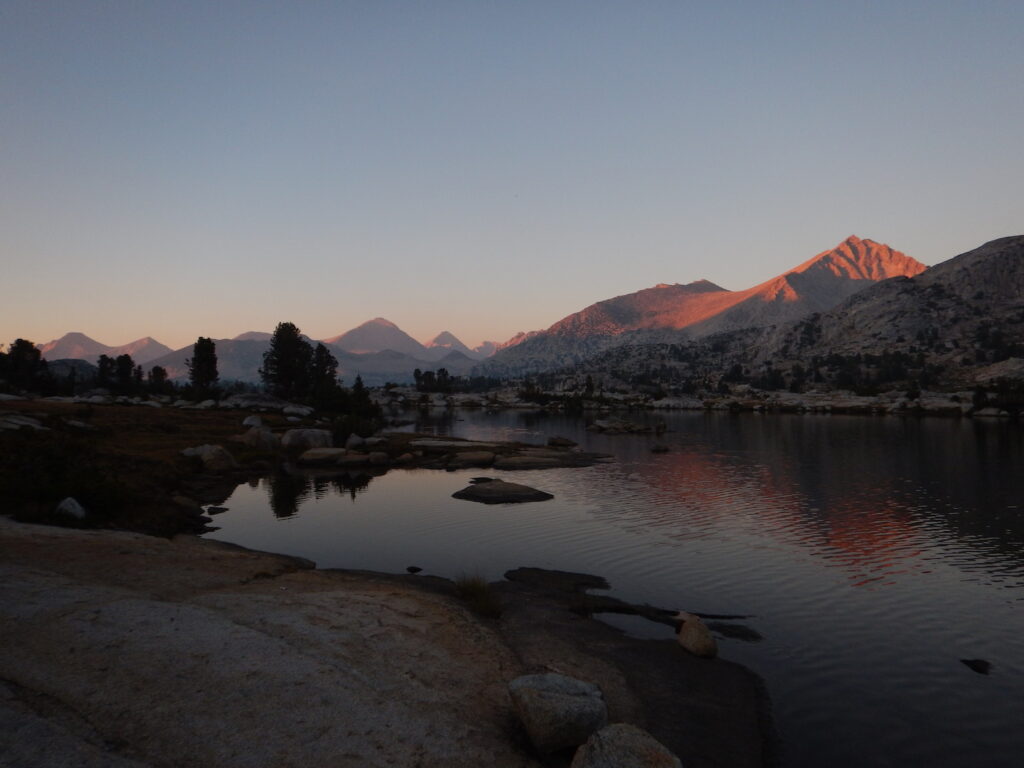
xmin=2 ymin=1 xmax=1022 ymax=351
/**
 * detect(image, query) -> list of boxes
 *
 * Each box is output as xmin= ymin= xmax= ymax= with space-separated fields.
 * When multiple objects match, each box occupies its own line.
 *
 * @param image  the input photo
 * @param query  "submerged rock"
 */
xmin=452 ymin=480 xmax=554 ymax=504
xmin=570 ymin=723 xmax=682 ymax=768
xmin=508 ymin=673 xmax=608 ymax=753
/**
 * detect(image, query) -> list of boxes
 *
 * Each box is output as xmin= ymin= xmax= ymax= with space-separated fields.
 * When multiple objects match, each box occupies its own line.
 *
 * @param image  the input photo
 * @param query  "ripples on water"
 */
xmin=206 ymin=411 xmax=1024 ymax=767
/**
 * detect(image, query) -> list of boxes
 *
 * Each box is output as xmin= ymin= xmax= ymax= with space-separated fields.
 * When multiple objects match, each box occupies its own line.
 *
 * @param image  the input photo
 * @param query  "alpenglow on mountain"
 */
xmin=38 ymin=333 xmax=173 ymax=366
xmin=479 ymin=236 xmax=926 ymax=375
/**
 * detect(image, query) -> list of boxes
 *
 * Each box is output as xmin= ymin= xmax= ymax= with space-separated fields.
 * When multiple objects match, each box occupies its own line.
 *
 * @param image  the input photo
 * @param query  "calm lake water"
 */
xmin=205 ymin=410 xmax=1024 ymax=767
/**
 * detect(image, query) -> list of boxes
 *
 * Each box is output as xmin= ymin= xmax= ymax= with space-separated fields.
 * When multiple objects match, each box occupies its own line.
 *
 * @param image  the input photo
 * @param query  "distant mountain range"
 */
xmin=478 ymin=236 xmax=927 ymax=375
xmin=557 ymin=235 xmax=1024 ymax=391
xmin=36 ymin=234 xmax=1017 ymax=391
xmin=37 ymin=322 xmax=495 ymax=386
xmin=38 ymin=333 xmax=173 ymax=366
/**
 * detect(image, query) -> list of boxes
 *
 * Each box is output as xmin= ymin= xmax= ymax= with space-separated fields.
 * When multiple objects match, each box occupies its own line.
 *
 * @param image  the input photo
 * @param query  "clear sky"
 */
xmin=2 ymin=1 xmax=1022 ymax=351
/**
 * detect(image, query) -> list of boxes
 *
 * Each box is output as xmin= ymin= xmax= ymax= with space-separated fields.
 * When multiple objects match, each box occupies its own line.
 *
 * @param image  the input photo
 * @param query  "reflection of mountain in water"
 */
xmin=579 ymin=414 xmax=1024 ymax=586
xmin=267 ymin=472 xmax=376 ymax=518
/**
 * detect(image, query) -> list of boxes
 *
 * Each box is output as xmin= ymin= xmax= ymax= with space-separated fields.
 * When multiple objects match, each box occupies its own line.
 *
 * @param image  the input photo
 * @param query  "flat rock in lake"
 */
xmin=452 ymin=479 xmax=554 ymax=504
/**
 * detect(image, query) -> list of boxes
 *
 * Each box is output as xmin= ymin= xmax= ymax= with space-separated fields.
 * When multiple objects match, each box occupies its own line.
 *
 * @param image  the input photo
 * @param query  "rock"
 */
xmin=195 ymin=399 xmax=217 ymax=410
xmin=570 ymin=723 xmax=682 ymax=768
xmin=0 ymin=414 xmax=47 ymax=431
xmin=452 ymin=480 xmax=554 ymax=504
xmin=281 ymin=429 xmax=333 ymax=452
xmin=54 ymin=497 xmax=86 ymax=520
xmin=172 ymin=495 xmax=200 ymax=510
xmin=363 ymin=437 xmax=387 ymax=447
xmin=547 ymin=436 xmax=577 ymax=447
xmin=345 ymin=434 xmax=366 ymax=449
xmin=447 ymin=451 xmax=496 ymax=469
xmin=286 ymin=416 xmax=301 ymax=423
xmin=406 ymin=566 xmax=423 ymax=574
xmin=0 ymin=393 xmax=25 ymax=401
xmin=241 ymin=414 xmax=263 ymax=428
xmin=181 ymin=445 xmax=239 ymax=473
xmin=297 ymin=448 xmax=348 ymax=466
xmin=282 ymin=404 xmax=314 ymax=417
xmin=675 ymin=612 xmax=717 ymax=658
xmin=336 ymin=454 xmax=371 ymax=467
xmin=240 ymin=426 xmax=280 ymax=452
xmin=973 ymin=407 xmax=1010 ymax=418
xmin=507 ymin=673 xmax=608 ymax=753
xmin=587 ymin=418 xmax=650 ymax=434
xmin=493 ymin=456 xmax=562 ymax=470
xmin=394 ymin=453 xmax=415 ymax=464
xmin=367 ymin=451 xmax=390 ymax=467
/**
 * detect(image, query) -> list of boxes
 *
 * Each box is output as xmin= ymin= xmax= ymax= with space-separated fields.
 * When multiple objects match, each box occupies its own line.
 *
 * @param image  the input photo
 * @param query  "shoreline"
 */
xmin=0 ymin=516 xmax=775 ymax=767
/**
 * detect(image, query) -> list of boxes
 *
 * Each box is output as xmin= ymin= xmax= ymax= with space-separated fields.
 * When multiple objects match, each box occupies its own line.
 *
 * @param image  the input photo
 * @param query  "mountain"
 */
xmin=425 ymin=331 xmax=477 ymax=358
xmin=756 ymin=235 xmax=1024 ymax=373
xmin=38 ymin=332 xmax=171 ymax=365
xmin=473 ymin=341 xmax=499 ymax=358
xmin=324 ymin=318 xmax=430 ymax=358
xmin=106 ymin=337 xmax=173 ymax=365
xmin=571 ymin=235 xmax=1024 ymax=391
xmin=233 ymin=331 xmax=273 ymax=342
xmin=480 ymin=236 xmax=926 ymax=375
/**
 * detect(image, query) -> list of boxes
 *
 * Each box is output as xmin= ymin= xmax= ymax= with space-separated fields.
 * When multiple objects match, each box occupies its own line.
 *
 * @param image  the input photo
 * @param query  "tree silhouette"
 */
xmin=309 ymin=342 xmax=342 ymax=408
xmin=2 ymin=339 xmax=46 ymax=392
xmin=148 ymin=365 xmax=169 ymax=394
xmin=96 ymin=354 xmax=114 ymax=389
xmin=186 ymin=337 xmax=219 ymax=397
xmin=261 ymin=322 xmax=313 ymax=400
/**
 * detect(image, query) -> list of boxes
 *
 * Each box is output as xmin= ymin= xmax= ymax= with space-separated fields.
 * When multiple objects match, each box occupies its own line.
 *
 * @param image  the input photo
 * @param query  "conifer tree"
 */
xmin=186 ymin=337 xmax=219 ymax=397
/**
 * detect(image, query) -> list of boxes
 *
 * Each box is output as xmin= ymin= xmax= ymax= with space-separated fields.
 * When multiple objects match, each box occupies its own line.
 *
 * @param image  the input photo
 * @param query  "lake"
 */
xmin=204 ymin=409 xmax=1024 ymax=767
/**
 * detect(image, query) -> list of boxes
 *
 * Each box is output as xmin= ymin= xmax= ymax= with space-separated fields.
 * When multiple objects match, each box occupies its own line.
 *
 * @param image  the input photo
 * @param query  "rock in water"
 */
xmin=452 ymin=480 xmax=554 ymax=504
xmin=507 ymin=673 xmax=608 ymax=753
xmin=570 ymin=723 xmax=682 ymax=768
xmin=675 ymin=612 xmax=718 ymax=658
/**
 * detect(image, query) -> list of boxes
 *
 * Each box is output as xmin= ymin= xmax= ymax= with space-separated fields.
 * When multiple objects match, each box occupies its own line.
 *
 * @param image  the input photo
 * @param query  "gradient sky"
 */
xmin=2 ymin=1 xmax=1022 ymax=351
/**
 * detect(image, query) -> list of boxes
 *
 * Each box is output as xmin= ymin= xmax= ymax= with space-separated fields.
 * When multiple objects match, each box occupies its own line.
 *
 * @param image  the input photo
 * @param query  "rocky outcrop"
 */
xmin=570 ymin=724 xmax=682 ymax=768
xmin=508 ymin=673 xmax=608 ymax=753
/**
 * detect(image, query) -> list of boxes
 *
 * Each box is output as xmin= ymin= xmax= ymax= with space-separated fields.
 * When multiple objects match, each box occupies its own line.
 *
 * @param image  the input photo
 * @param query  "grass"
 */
xmin=453 ymin=572 xmax=503 ymax=619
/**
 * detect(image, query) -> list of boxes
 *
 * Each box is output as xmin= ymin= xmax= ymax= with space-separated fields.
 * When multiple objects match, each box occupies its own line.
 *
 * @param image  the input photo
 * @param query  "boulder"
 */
xmin=241 ymin=427 xmax=280 ymax=452
xmin=297 ymin=448 xmax=348 ymax=466
xmin=363 ymin=437 xmax=387 ymax=447
xmin=337 ymin=454 xmax=371 ymax=467
xmin=0 ymin=414 xmax=47 ymax=431
xmin=675 ymin=612 xmax=717 ymax=658
xmin=367 ymin=451 xmax=390 ymax=467
xmin=181 ymin=445 xmax=239 ymax=473
xmin=507 ymin=673 xmax=608 ymax=753
xmin=54 ymin=497 xmax=86 ymax=520
xmin=195 ymin=399 xmax=217 ymax=410
xmin=570 ymin=724 xmax=682 ymax=768
xmin=281 ymin=429 xmax=333 ymax=452
xmin=282 ymin=404 xmax=314 ymax=418
xmin=241 ymin=415 xmax=263 ymax=428
xmin=452 ymin=480 xmax=554 ymax=504
xmin=0 ymin=393 xmax=25 ymax=401
xmin=345 ymin=434 xmax=366 ymax=449
xmin=448 ymin=451 xmax=496 ymax=469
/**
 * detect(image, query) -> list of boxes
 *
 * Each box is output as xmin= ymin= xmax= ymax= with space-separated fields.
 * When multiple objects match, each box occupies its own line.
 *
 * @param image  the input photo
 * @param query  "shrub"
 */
xmin=453 ymin=573 xmax=502 ymax=619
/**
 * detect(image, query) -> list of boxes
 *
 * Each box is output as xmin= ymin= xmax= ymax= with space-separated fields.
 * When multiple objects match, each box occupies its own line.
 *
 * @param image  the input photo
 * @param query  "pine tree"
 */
xmin=260 ymin=322 xmax=313 ymax=400
xmin=186 ymin=337 xmax=219 ymax=397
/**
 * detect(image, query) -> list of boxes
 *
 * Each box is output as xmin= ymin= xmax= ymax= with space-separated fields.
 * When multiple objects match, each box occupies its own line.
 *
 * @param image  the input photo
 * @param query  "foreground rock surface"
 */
xmin=0 ymin=519 xmax=772 ymax=768
xmin=571 ymin=724 xmax=682 ymax=768
xmin=0 ymin=518 xmax=534 ymax=768
xmin=452 ymin=479 xmax=555 ymax=504
xmin=508 ymin=673 xmax=608 ymax=753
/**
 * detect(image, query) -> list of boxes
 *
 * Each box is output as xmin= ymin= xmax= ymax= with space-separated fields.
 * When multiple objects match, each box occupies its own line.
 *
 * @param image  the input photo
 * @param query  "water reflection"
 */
xmin=267 ymin=471 xmax=376 ymax=518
